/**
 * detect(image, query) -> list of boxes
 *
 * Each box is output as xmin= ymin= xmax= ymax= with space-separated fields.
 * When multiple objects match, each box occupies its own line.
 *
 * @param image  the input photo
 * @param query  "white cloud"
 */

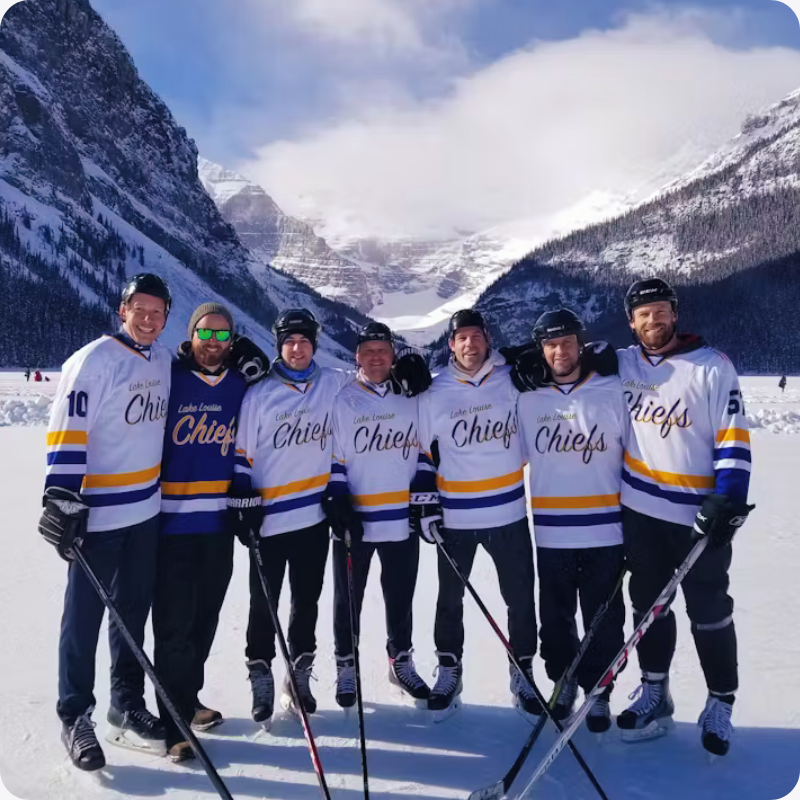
xmin=242 ymin=8 xmax=800 ymax=240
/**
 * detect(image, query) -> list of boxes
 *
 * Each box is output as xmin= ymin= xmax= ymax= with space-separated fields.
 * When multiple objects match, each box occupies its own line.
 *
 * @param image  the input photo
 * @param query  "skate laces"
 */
xmin=393 ymin=650 xmax=425 ymax=689
xmin=627 ymin=680 xmax=663 ymax=716
xmin=589 ymin=697 xmax=610 ymax=717
xmin=700 ymin=696 xmax=733 ymax=739
xmin=69 ymin=713 xmax=99 ymax=754
xmin=292 ymin=653 xmax=317 ymax=695
xmin=432 ymin=654 xmax=460 ymax=696
xmin=249 ymin=666 xmax=274 ymax=701
xmin=511 ymin=663 xmax=536 ymax=699
xmin=128 ymin=708 xmax=161 ymax=731
xmin=555 ymin=678 xmax=578 ymax=709
xmin=336 ymin=658 xmax=356 ymax=695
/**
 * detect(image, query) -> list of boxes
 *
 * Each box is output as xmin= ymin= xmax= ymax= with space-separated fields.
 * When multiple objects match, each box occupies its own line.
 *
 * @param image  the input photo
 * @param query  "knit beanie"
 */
xmin=188 ymin=303 xmax=235 ymax=339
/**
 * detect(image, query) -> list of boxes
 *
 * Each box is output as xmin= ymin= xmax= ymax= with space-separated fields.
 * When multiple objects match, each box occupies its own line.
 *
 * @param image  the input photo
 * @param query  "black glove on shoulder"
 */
xmin=227 ymin=490 xmax=264 ymax=546
xmin=409 ymin=492 xmax=443 ymax=544
xmin=510 ymin=348 xmax=552 ymax=393
xmin=693 ymin=493 xmax=755 ymax=548
xmin=322 ymin=491 xmax=364 ymax=544
xmin=391 ymin=350 xmax=432 ymax=397
xmin=583 ymin=341 xmax=619 ymax=377
xmin=229 ymin=335 xmax=270 ymax=385
xmin=498 ymin=342 xmax=537 ymax=364
xmin=38 ymin=486 xmax=89 ymax=561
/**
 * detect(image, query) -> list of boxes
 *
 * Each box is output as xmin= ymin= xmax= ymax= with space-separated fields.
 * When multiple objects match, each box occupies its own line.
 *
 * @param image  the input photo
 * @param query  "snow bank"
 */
xmin=0 ymin=394 xmax=52 ymax=426
xmin=746 ymin=408 xmax=800 ymax=434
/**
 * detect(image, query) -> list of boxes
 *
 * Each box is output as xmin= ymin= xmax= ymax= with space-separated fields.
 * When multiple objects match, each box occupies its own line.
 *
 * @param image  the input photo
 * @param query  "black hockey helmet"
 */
xmin=532 ymin=308 xmax=585 ymax=346
xmin=447 ymin=308 xmax=488 ymax=340
xmin=273 ymin=308 xmax=320 ymax=350
xmin=624 ymin=278 xmax=677 ymax=320
xmin=356 ymin=321 xmax=394 ymax=348
xmin=121 ymin=273 xmax=172 ymax=315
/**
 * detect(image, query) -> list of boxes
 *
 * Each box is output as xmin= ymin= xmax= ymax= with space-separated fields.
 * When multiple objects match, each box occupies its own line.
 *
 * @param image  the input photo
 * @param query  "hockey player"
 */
xmin=38 ymin=274 xmax=173 ymax=771
xmin=517 ymin=308 xmax=627 ymax=734
xmin=615 ymin=278 xmax=754 ymax=756
xmin=153 ymin=303 xmax=268 ymax=762
xmin=414 ymin=309 xmax=538 ymax=721
xmin=229 ymin=309 xmax=431 ymax=729
xmin=324 ymin=322 xmax=432 ymax=711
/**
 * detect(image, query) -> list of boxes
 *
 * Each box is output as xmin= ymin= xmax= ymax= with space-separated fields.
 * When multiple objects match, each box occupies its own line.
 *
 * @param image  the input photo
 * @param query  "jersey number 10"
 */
xmin=67 ymin=391 xmax=88 ymax=418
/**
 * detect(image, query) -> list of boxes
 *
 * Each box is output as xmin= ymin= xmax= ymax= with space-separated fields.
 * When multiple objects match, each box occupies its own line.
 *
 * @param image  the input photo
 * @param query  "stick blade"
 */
xmin=467 ymin=780 xmax=506 ymax=800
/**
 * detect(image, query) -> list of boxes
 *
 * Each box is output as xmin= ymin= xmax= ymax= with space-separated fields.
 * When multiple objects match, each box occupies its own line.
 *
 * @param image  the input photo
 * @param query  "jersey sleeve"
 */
xmin=45 ymin=349 xmax=107 ymax=494
xmin=328 ymin=397 xmax=350 ymax=497
xmin=231 ymin=386 xmax=258 ymax=494
xmin=709 ymin=357 xmax=751 ymax=500
xmin=412 ymin=392 xmax=438 ymax=492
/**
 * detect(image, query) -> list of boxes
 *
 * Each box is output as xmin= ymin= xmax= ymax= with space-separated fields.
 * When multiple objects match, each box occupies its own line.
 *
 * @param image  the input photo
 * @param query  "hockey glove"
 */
xmin=583 ymin=341 xmax=619 ymax=376
xmin=409 ymin=492 xmax=443 ymax=545
xmin=38 ymin=486 xmax=89 ymax=561
xmin=390 ymin=350 xmax=432 ymax=397
xmin=227 ymin=491 xmax=264 ymax=546
xmin=498 ymin=342 xmax=537 ymax=364
xmin=693 ymin=493 xmax=755 ymax=548
xmin=322 ymin=491 xmax=364 ymax=544
xmin=229 ymin=335 xmax=270 ymax=385
xmin=510 ymin=348 xmax=552 ymax=393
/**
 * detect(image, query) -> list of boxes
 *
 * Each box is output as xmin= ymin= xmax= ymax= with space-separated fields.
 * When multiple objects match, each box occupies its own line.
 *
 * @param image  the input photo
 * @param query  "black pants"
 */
xmin=537 ymin=545 xmax=625 ymax=691
xmin=246 ymin=521 xmax=330 ymax=663
xmin=623 ymin=506 xmax=738 ymax=694
xmin=152 ymin=533 xmax=234 ymax=745
xmin=333 ymin=535 xmax=420 ymax=659
xmin=57 ymin=517 xmax=159 ymax=725
xmin=434 ymin=518 xmax=537 ymax=660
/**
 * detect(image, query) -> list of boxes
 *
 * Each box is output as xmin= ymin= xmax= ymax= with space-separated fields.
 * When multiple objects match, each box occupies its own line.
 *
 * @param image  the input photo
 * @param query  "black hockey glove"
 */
xmin=322 ymin=491 xmax=364 ymax=544
xmin=692 ymin=493 xmax=755 ymax=548
xmin=38 ymin=486 xmax=89 ymax=561
xmin=510 ymin=348 xmax=552 ymax=393
xmin=229 ymin=335 xmax=270 ymax=385
xmin=583 ymin=341 xmax=619 ymax=376
xmin=227 ymin=490 xmax=264 ymax=546
xmin=409 ymin=492 xmax=443 ymax=545
xmin=498 ymin=342 xmax=537 ymax=364
xmin=390 ymin=350 xmax=432 ymax=397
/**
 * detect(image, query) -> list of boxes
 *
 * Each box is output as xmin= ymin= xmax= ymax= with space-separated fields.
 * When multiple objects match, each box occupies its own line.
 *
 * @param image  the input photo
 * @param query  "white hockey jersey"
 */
xmin=329 ymin=379 xmax=430 ymax=543
xmin=518 ymin=373 xmax=628 ymax=549
xmin=418 ymin=353 xmax=527 ymax=531
xmin=618 ymin=338 xmax=751 ymax=527
xmin=45 ymin=334 xmax=172 ymax=532
xmin=233 ymin=365 xmax=352 ymax=537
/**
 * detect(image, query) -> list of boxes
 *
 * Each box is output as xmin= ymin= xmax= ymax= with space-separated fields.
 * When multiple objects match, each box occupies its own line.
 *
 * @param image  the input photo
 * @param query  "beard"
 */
xmin=551 ymin=357 xmax=580 ymax=378
xmin=637 ymin=321 xmax=676 ymax=351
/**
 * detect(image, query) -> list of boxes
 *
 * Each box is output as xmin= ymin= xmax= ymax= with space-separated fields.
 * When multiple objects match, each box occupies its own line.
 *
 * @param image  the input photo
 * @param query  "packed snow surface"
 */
xmin=0 ymin=374 xmax=798 ymax=800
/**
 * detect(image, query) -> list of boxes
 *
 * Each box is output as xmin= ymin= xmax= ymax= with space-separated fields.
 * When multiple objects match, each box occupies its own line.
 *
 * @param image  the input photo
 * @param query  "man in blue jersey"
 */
xmin=153 ymin=302 xmax=266 ymax=762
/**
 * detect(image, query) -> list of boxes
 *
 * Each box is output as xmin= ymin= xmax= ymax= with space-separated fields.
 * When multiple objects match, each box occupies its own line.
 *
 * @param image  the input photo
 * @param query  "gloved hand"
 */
xmin=510 ymin=348 xmax=552 ymax=393
xmin=391 ymin=350 xmax=432 ymax=397
xmin=693 ymin=493 xmax=755 ymax=548
xmin=322 ymin=491 xmax=364 ymax=544
xmin=583 ymin=341 xmax=618 ymax=377
xmin=229 ymin=335 xmax=270 ymax=385
xmin=498 ymin=342 xmax=537 ymax=364
xmin=38 ymin=486 xmax=89 ymax=561
xmin=409 ymin=492 xmax=443 ymax=544
xmin=227 ymin=490 xmax=264 ymax=546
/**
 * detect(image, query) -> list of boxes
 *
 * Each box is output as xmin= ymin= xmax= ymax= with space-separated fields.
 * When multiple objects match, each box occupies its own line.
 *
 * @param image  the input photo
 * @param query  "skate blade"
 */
xmin=432 ymin=696 xmax=462 ymax=723
xmin=255 ymin=717 xmax=273 ymax=732
xmin=191 ymin=718 xmax=224 ymax=733
xmin=620 ymin=717 xmax=674 ymax=744
xmin=105 ymin=726 xmax=167 ymax=756
xmin=391 ymin=683 xmax=429 ymax=709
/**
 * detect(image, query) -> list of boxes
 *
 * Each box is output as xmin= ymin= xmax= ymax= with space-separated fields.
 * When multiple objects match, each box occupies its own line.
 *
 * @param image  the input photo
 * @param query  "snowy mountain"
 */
xmin=472 ymin=87 xmax=800 ymax=374
xmin=0 ymin=0 xmax=368 ymax=368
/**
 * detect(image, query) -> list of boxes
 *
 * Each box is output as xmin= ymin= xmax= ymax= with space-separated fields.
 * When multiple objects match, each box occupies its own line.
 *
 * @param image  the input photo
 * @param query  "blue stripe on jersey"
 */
xmin=361 ymin=507 xmax=409 ymax=523
xmin=45 ymin=473 xmax=84 ymax=492
xmin=331 ymin=462 xmax=347 ymax=475
xmin=713 ymin=447 xmax=751 ymax=463
xmin=622 ymin=470 xmax=705 ymax=506
xmin=419 ymin=452 xmax=434 ymax=467
xmin=714 ymin=467 xmax=750 ymax=500
xmin=234 ymin=454 xmax=251 ymax=470
xmin=263 ymin=491 xmax=325 ymax=516
xmin=441 ymin=484 xmax=526 ymax=510
xmin=85 ymin=482 xmax=160 ymax=508
xmin=47 ymin=451 xmax=87 ymax=466
xmin=161 ymin=511 xmax=228 ymax=535
xmin=533 ymin=511 xmax=622 ymax=528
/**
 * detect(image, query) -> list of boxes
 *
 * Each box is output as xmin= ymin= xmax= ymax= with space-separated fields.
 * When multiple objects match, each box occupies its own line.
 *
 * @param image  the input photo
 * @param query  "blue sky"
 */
xmin=88 ymin=0 xmax=800 ymax=238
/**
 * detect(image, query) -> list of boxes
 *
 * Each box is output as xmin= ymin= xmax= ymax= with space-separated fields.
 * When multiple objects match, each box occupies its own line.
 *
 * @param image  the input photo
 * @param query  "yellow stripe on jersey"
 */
xmin=531 ymin=493 xmax=620 ymax=509
xmin=161 ymin=480 xmax=231 ymax=496
xmin=47 ymin=430 xmax=88 ymax=446
xmin=235 ymin=448 xmax=253 ymax=466
xmin=715 ymin=428 xmax=751 ymax=445
xmin=261 ymin=472 xmax=330 ymax=500
xmin=438 ymin=468 xmax=524 ymax=494
xmin=624 ymin=452 xmax=714 ymax=490
xmin=83 ymin=463 xmax=161 ymax=489
xmin=354 ymin=490 xmax=410 ymax=507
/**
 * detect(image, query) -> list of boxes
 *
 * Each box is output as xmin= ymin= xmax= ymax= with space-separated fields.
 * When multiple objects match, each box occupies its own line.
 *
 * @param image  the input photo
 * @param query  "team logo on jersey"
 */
xmin=624 ymin=391 xmax=692 ymax=438
xmin=451 ymin=409 xmax=517 ymax=450
xmin=274 ymin=412 xmax=332 ymax=451
xmin=125 ymin=390 xmax=168 ymax=425
xmin=534 ymin=423 xmax=608 ymax=464
xmin=172 ymin=414 xmax=237 ymax=456
xmin=354 ymin=421 xmax=418 ymax=460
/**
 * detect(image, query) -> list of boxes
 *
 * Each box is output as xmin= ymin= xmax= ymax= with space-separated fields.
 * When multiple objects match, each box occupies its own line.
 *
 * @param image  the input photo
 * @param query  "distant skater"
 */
xmin=779 ymin=375 xmax=787 ymax=393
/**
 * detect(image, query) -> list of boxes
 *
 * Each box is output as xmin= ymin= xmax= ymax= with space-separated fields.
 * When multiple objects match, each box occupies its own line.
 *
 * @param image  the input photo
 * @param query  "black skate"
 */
xmin=551 ymin=676 xmax=578 ymax=722
xmin=106 ymin=706 xmax=166 ymax=755
xmin=281 ymin=652 xmax=317 ymax=716
xmin=247 ymin=659 xmax=275 ymax=731
xmin=428 ymin=652 xmax=463 ymax=722
xmin=617 ymin=674 xmax=675 ymax=742
xmin=336 ymin=656 xmax=357 ymax=710
xmin=509 ymin=657 xmax=543 ymax=720
xmin=389 ymin=650 xmax=430 ymax=708
xmin=586 ymin=686 xmax=612 ymax=735
xmin=62 ymin=711 xmax=105 ymax=771
xmin=698 ymin=693 xmax=734 ymax=757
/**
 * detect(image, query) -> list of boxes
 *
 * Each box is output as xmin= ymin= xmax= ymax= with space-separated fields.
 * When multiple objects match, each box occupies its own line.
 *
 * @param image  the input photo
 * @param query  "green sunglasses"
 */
xmin=195 ymin=328 xmax=231 ymax=342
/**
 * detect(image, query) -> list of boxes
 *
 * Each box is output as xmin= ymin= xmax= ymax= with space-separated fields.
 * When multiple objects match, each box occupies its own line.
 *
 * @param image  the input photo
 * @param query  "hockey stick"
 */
xmin=345 ymin=531 xmax=370 ymax=799
xmin=517 ymin=535 xmax=710 ymax=799
xmin=468 ymin=566 xmax=627 ymax=800
xmin=72 ymin=547 xmax=234 ymax=800
xmin=429 ymin=523 xmax=609 ymax=800
xmin=248 ymin=530 xmax=332 ymax=800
